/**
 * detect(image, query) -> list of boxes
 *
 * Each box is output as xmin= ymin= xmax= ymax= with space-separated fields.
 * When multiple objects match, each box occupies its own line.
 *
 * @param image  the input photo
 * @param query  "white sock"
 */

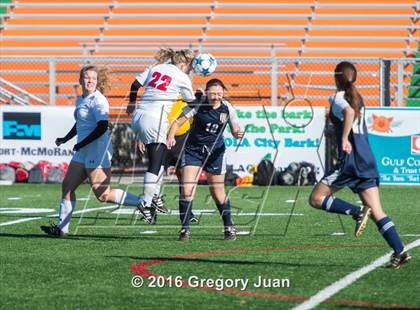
xmin=113 ymin=189 xmax=140 ymax=207
xmin=143 ymin=172 xmax=159 ymax=206
xmin=154 ymin=166 xmax=165 ymax=196
xmin=58 ymin=199 xmax=74 ymax=234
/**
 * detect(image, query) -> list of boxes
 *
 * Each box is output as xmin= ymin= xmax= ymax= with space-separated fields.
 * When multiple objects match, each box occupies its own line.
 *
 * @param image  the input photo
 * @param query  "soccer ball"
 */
xmin=193 ymin=53 xmax=217 ymax=76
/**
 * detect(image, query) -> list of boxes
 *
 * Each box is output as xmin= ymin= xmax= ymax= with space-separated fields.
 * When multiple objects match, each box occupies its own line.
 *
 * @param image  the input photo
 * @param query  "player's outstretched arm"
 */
xmin=137 ymin=140 xmax=146 ymax=155
xmin=167 ymin=115 xmax=188 ymax=149
xmin=225 ymin=100 xmax=244 ymax=139
xmin=230 ymin=124 xmax=244 ymax=140
xmin=55 ymin=123 xmax=77 ymax=146
xmin=126 ymin=79 xmax=142 ymax=115
xmin=185 ymin=89 xmax=205 ymax=108
xmin=73 ymin=120 xmax=108 ymax=151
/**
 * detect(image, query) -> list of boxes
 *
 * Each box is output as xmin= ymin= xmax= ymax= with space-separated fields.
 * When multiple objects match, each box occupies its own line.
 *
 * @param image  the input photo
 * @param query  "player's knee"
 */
xmin=95 ymin=192 xmax=109 ymax=203
xmin=181 ymin=188 xmax=194 ymax=201
xmin=92 ymin=188 xmax=110 ymax=202
xmin=308 ymin=193 xmax=323 ymax=209
xmin=181 ymin=195 xmax=193 ymax=202
xmin=180 ymin=191 xmax=194 ymax=202
xmin=61 ymin=182 xmax=73 ymax=196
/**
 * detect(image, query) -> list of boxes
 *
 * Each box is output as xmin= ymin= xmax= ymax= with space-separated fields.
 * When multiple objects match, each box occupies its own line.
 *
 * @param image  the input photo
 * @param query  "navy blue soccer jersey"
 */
xmin=182 ymin=99 xmax=239 ymax=149
xmin=329 ymin=91 xmax=379 ymax=179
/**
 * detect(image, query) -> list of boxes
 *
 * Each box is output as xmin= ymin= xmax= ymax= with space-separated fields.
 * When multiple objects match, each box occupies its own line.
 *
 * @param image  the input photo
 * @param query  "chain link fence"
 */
xmin=1 ymin=56 xmax=418 ymax=170
xmin=1 ymin=56 xmax=417 ymax=108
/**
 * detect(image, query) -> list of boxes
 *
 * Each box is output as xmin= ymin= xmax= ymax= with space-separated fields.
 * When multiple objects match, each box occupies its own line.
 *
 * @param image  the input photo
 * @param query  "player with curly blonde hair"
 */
xmin=41 ymin=65 xmax=143 ymax=237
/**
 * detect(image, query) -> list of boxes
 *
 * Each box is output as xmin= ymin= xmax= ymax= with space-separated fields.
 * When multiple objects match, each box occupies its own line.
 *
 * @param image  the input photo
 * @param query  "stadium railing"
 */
xmin=0 ymin=77 xmax=47 ymax=105
xmin=0 ymin=2 xmax=417 ymax=106
xmin=0 ymin=56 xmax=416 ymax=108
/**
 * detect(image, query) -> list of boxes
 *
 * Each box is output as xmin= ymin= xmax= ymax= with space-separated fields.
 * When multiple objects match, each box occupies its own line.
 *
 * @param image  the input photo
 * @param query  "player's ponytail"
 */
xmin=155 ymin=48 xmax=176 ymax=64
xmin=334 ymin=62 xmax=363 ymax=119
xmin=79 ymin=65 xmax=112 ymax=95
xmin=173 ymin=49 xmax=195 ymax=67
xmin=155 ymin=48 xmax=195 ymax=68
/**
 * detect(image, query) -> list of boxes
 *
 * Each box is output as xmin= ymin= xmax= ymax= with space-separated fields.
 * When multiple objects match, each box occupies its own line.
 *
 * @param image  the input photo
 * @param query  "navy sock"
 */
xmin=216 ymin=199 xmax=233 ymax=227
xmin=321 ymin=196 xmax=360 ymax=216
xmin=179 ymin=183 xmax=194 ymax=219
xmin=179 ymin=199 xmax=193 ymax=230
xmin=376 ymin=216 xmax=404 ymax=254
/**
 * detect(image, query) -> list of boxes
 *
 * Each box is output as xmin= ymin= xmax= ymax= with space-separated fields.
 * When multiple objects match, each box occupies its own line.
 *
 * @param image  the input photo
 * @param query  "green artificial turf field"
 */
xmin=1 ymin=184 xmax=419 ymax=309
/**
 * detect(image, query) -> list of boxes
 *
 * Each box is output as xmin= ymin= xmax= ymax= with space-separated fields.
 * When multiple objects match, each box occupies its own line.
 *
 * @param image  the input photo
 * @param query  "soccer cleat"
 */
xmin=152 ymin=194 xmax=169 ymax=214
xmin=190 ymin=212 xmax=199 ymax=223
xmin=354 ymin=205 xmax=371 ymax=238
xmin=178 ymin=229 xmax=190 ymax=241
xmin=136 ymin=201 xmax=155 ymax=224
xmin=388 ymin=251 xmax=412 ymax=269
xmin=40 ymin=223 xmax=67 ymax=237
xmin=224 ymin=226 xmax=237 ymax=241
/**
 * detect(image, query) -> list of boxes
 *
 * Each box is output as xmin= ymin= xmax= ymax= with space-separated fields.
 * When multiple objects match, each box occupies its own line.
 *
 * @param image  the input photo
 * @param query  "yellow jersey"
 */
xmin=167 ymin=97 xmax=191 ymax=136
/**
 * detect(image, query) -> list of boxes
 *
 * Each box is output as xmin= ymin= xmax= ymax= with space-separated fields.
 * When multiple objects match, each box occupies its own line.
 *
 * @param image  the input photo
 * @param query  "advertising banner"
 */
xmin=0 ymin=106 xmax=76 ymax=163
xmin=224 ymin=106 xmax=326 ymax=179
xmin=366 ymin=107 xmax=420 ymax=185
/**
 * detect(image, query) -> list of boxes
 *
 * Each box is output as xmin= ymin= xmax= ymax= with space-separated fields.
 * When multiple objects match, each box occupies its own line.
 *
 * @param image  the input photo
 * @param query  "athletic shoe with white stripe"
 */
xmin=224 ymin=226 xmax=237 ymax=241
xmin=388 ymin=251 xmax=412 ymax=269
xmin=136 ymin=201 xmax=155 ymax=224
xmin=354 ymin=205 xmax=371 ymax=238
xmin=152 ymin=194 xmax=169 ymax=214
xmin=190 ymin=213 xmax=199 ymax=223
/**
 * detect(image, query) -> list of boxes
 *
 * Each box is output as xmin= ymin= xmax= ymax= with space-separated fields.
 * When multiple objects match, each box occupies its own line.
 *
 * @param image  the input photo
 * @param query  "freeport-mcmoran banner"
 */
xmin=0 ymin=106 xmax=76 ymax=164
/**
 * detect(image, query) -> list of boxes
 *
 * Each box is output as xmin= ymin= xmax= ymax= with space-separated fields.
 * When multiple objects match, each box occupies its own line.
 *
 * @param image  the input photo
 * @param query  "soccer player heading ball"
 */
xmin=126 ymin=48 xmax=203 ymax=223
xmin=309 ymin=61 xmax=411 ymax=269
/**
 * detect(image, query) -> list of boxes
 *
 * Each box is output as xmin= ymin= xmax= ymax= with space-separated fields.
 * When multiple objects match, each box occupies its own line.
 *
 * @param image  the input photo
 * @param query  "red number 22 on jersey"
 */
xmin=148 ymin=71 xmax=172 ymax=91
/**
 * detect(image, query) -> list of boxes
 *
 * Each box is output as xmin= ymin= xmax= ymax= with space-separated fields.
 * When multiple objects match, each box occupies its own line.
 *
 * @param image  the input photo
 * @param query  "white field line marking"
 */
xmin=0 ymin=205 xmax=117 ymax=227
xmin=0 ymin=208 xmax=55 ymax=214
xmin=111 ymin=208 xmax=304 ymax=216
xmin=7 ymin=197 xmax=22 ymax=200
xmin=292 ymin=238 xmax=420 ymax=310
xmin=140 ymin=230 xmax=158 ymax=234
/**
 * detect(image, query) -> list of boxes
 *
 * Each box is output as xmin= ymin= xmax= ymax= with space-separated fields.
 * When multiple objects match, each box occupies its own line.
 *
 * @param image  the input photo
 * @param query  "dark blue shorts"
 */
xmin=321 ymin=168 xmax=379 ymax=193
xmin=180 ymin=145 xmax=226 ymax=175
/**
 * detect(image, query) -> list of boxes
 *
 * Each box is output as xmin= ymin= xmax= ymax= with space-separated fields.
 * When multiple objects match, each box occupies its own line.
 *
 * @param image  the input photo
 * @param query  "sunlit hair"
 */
xmin=334 ymin=61 xmax=364 ymax=119
xmin=79 ymin=65 xmax=112 ymax=94
xmin=154 ymin=48 xmax=195 ymax=68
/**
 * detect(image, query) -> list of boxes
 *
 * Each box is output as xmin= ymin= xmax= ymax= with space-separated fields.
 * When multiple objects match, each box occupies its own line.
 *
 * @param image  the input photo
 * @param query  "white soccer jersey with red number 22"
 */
xmin=136 ymin=64 xmax=195 ymax=114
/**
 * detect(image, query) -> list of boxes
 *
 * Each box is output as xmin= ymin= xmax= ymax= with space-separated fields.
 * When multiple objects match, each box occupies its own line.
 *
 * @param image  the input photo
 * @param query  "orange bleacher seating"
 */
xmin=0 ymin=0 xmax=418 ymax=108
